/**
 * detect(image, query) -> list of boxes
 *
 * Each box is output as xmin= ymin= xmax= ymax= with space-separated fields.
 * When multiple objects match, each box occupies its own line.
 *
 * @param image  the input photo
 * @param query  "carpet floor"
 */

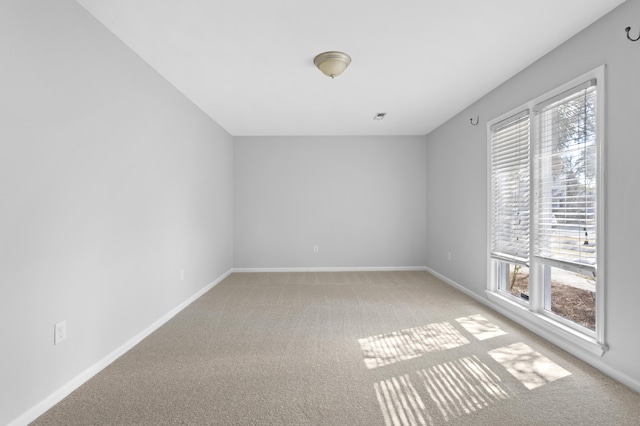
xmin=32 ymin=271 xmax=640 ymax=425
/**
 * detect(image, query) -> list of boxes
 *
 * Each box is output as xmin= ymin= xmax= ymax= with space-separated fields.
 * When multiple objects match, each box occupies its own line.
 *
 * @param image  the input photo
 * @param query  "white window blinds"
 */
xmin=534 ymin=80 xmax=597 ymax=271
xmin=490 ymin=111 xmax=530 ymax=264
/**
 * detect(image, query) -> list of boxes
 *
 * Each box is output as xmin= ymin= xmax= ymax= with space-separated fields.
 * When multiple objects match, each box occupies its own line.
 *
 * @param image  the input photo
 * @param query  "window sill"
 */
xmin=485 ymin=290 xmax=607 ymax=357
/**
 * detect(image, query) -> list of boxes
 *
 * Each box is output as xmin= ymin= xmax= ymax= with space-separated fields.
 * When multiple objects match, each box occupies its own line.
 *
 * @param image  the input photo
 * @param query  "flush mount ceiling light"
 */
xmin=313 ymin=51 xmax=351 ymax=79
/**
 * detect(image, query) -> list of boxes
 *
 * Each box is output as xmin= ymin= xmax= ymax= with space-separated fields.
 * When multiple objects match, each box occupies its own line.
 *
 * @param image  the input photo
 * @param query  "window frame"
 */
xmin=486 ymin=65 xmax=606 ymax=356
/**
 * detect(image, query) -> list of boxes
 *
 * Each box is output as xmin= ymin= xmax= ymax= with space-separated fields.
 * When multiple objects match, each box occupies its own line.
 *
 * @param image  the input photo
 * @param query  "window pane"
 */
xmin=490 ymin=113 xmax=530 ymax=263
xmin=534 ymin=84 xmax=597 ymax=267
xmin=544 ymin=266 xmax=596 ymax=331
xmin=498 ymin=262 xmax=530 ymax=302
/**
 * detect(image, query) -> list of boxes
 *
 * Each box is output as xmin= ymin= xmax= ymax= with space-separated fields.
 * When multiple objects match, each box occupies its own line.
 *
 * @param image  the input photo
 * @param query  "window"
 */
xmin=490 ymin=112 xmax=530 ymax=301
xmin=488 ymin=67 xmax=605 ymax=354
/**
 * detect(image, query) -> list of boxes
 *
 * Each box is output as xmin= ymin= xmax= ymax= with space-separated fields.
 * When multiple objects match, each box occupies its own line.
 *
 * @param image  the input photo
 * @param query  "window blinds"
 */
xmin=490 ymin=111 xmax=530 ymax=265
xmin=534 ymin=81 xmax=597 ymax=271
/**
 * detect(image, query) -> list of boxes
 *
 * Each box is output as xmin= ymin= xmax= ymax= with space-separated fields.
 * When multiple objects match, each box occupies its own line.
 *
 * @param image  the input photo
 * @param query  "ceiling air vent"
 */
xmin=373 ymin=112 xmax=387 ymax=121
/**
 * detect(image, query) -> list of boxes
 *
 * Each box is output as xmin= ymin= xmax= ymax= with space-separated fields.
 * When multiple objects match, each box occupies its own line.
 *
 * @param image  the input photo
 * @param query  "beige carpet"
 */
xmin=32 ymin=271 xmax=640 ymax=425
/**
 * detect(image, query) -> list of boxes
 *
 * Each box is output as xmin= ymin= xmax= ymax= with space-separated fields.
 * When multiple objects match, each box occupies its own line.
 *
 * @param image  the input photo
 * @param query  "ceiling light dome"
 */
xmin=313 ymin=51 xmax=351 ymax=79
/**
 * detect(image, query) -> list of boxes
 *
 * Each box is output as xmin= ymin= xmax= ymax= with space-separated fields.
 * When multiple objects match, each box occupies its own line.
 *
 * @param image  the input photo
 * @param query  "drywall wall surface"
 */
xmin=0 ymin=1 xmax=233 ymax=424
xmin=425 ymin=0 xmax=640 ymax=389
xmin=234 ymin=136 xmax=427 ymax=268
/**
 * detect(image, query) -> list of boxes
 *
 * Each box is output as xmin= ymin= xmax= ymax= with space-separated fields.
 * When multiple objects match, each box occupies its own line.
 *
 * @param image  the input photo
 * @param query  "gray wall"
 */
xmin=425 ymin=0 xmax=640 ymax=388
xmin=0 ymin=1 xmax=234 ymax=424
xmin=234 ymin=136 xmax=427 ymax=269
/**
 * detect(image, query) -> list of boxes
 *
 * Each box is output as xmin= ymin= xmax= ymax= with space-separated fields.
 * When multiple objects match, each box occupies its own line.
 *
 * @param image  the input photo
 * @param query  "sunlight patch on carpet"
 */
xmin=488 ymin=342 xmax=571 ymax=390
xmin=456 ymin=314 xmax=507 ymax=341
xmin=375 ymin=356 xmax=510 ymax=426
xmin=359 ymin=322 xmax=470 ymax=369
xmin=375 ymin=374 xmax=432 ymax=426
xmin=417 ymin=356 xmax=510 ymax=423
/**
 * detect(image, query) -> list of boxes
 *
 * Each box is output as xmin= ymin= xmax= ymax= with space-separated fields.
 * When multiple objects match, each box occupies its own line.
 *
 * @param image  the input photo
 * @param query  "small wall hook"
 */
xmin=625 ymin=26 xmax=640 ymax=42
xmin=470 ymin=116 xmax=479 ymax=126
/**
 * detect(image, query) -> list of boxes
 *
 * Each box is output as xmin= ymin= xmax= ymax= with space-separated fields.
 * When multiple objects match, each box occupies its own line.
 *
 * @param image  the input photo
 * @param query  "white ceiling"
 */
xmin=75 ymin=0 xmax=625 ymax=136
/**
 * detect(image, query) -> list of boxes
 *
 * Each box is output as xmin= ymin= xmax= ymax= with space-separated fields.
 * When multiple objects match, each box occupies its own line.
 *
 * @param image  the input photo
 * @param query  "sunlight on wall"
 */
xmin=456 ymin=314 xmax=507 ymax=340
xmin=488 ymin=342 xmax=571 ymax=390
xmin=375 ymin=356 xmax=511 ymax=426
xmin=359 ymin=322 xmax=470 ymax=369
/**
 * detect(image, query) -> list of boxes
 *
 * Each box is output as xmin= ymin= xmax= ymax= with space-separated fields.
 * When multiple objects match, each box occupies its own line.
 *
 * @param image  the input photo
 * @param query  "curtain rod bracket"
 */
xmin=470 ymin=116 xmax=479 ymax=126
xmin=625 ymin=26 xmax=640 ymax=42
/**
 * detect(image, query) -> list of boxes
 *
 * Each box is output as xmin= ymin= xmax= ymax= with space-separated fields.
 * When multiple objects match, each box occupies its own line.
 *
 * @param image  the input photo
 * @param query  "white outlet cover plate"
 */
xmin=54 ymin=320 xmax=67 ymax=345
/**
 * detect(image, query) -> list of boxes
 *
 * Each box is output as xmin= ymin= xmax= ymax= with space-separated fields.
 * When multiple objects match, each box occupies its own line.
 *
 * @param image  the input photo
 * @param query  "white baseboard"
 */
xmin=423 ymin=266 xmax=640 ymax=394
xmin=9 ymin=269 xmax=233 ymax=426
xmin=232 ymin=266 xmax=429 ymax=273
xmin=423 ymin=266 xmax=485 ymax=303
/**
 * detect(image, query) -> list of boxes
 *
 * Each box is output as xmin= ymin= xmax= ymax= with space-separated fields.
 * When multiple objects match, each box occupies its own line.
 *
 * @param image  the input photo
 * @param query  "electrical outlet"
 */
xmin=313 ymin=245 xmax=319 ymax=253
xmin=448 ymin=252 xmax=452 ymax=262
xmin=180 ymin=269 xmax=185 ymax=281
xmin=54 ymin=320 xmax=67 ymax=345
